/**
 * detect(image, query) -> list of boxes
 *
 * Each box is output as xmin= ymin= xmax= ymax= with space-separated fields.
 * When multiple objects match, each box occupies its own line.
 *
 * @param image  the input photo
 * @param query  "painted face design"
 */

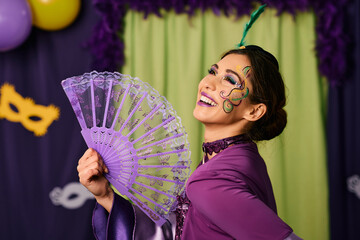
xmin=219 ymin=66 xmax=250 ymax=113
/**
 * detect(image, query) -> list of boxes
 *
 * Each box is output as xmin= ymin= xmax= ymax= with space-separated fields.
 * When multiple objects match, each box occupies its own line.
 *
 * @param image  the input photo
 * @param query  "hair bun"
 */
xmin=270 ymin=108 xmax=287 ymax=138
xmin=249 ymin=108 xmax=287 ymax=141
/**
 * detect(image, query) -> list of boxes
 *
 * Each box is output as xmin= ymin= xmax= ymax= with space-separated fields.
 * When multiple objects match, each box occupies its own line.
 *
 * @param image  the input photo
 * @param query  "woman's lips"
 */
xmin=197 ymin=92 xmax=217 ymax=107
xmin=202 ymin=92 xmax=216 ymax=102
xmin=197 ymin=101 xmax=213 ymax=107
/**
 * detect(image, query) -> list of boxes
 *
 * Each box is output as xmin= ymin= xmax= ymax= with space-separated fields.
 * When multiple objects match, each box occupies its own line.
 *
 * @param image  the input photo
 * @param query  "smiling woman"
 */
xmin=177 ymin=44 xmax=301 ymax=240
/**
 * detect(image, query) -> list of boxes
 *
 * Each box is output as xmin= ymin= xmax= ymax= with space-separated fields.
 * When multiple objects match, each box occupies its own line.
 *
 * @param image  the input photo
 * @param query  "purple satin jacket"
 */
xmin=182 ymin=142 xmax=293 ymax=239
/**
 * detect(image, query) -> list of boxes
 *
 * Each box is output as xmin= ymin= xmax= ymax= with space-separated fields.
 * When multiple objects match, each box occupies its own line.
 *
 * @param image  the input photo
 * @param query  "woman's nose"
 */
xmin=201 ymin=76 xmax=217 ymax=90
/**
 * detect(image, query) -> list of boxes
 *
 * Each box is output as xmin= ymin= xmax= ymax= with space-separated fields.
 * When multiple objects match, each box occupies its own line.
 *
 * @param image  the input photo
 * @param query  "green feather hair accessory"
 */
xmin=237 ymin=4 xmax=267 ymax=48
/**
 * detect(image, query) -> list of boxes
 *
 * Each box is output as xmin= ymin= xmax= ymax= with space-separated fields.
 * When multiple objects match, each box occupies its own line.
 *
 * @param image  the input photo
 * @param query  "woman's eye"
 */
xmin=208 ymin=68 xmax=216 ymax=75
xmin=223 ymin=76 xmax=238 ymax=85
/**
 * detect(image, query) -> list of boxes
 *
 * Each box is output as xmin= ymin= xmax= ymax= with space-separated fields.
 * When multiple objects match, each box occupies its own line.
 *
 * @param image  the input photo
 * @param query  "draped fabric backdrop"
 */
xmin=2 ymin=1 xmax=358 ymax=240
xmin=327 ymin=0 xmax=360 ymax=239
xmin=122 ymin=9 xmax=328 ymax=240
xmin=0 ymin=1 xmax=98 ymax=239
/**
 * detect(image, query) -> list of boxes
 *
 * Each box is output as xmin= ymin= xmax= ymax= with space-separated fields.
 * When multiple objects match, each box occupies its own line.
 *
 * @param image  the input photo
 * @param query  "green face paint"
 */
xmin=242 ymin=66 xmax=251 ymax=78
xmin=220 ymin=65 xmax=250 ymax=113
xmin=220 ymin=88 xmax=249 ymax=113
xmin=223 ymin=99 xmax=234 ymax=113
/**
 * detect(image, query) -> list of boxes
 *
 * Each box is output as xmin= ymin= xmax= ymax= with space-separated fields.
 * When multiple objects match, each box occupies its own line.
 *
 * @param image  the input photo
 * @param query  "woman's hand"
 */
xmin=77 ymin=148 xmax=114 ymax=212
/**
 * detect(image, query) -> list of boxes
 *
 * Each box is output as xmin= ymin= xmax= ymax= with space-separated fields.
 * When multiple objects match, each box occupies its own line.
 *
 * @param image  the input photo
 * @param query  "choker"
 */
xmin=202 ymin=134 xmax=250 ymax=156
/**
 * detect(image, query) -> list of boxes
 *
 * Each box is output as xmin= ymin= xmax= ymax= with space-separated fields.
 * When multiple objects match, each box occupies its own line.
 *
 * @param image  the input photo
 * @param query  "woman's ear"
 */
xmin=244 ymin=103 xmax=267 ymax=122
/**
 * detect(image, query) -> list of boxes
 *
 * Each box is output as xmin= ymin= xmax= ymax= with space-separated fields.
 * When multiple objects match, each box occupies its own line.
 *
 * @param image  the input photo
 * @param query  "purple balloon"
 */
xmin=0 ymin=0 xmax=32 ymax=52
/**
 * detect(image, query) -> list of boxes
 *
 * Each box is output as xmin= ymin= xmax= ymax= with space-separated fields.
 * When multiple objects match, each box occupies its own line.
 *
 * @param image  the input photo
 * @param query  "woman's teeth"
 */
xmin=200 ymin=95 xmax=217 ymax=106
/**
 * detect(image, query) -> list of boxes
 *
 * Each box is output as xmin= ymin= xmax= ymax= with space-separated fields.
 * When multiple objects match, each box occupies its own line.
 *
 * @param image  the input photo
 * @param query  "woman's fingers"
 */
xmin=77 ymin=154 xmax=101 ymax=173
xmin=78 ymin=148 xmax=96 ymax=164
xmin=77 ymin=148 xmax=108 ymax=174
xmin=78 ymin=167 xmax=101 ymax=186
xmin=77 ymin=148 xmax=112 ymax=200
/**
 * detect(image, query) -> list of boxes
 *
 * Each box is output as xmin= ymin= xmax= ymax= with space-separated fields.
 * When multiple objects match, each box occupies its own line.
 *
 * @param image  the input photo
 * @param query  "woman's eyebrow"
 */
xmin=212 ymin=64 xmax=219 ymax=69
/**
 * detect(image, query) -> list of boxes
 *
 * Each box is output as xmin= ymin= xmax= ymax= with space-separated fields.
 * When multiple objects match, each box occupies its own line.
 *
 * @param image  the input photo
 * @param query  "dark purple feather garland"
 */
xmin=86 ymin=0 xmax=127 ymax=71
xmin=87 ymin=0 xmax=348 ymax=86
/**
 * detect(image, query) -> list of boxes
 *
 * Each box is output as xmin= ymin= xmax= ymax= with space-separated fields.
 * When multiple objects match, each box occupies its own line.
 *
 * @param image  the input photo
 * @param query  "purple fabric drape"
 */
xmin=0 ymin=0 xmax=99 ymax=239
xmin=327 ymin=0 xmax=360 ymax=239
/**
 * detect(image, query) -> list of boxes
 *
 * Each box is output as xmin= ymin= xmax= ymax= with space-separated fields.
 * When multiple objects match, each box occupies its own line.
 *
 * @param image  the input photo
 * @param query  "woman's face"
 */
xmin=193 ymin=53 xmax=254 ymax=128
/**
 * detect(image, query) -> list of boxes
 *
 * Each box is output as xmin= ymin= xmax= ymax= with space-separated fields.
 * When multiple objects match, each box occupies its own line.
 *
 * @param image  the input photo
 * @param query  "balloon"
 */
xmin=27 ymin=0 xmax=81 ymax=31
xmin=0 ymin=0 xmax=32 ymax=52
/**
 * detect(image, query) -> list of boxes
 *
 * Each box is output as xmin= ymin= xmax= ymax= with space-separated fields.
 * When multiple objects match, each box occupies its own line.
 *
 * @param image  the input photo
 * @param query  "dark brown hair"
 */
xmin=222 ymin=45 xmax=287 ymax=141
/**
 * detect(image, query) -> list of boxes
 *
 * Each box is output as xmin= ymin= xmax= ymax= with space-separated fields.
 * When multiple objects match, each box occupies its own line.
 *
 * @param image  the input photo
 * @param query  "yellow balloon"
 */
xmin=27 ymin=0 xmax=81 ymax=31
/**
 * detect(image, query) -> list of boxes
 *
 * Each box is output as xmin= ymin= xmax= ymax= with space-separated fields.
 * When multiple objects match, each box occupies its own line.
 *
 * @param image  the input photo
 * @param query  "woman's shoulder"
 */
xmin=207 ymin=142 xmax=266 ymax=176
xmin=187 ymin=142 xmax=275 ymax=206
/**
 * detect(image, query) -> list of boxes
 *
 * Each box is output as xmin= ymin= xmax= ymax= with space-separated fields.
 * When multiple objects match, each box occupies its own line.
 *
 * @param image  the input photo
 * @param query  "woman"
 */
xmin=78 ymin=45 xmax=302 ymax=239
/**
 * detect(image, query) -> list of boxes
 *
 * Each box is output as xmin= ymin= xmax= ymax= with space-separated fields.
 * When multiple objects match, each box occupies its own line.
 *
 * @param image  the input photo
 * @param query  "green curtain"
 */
xmin=122 ymin=8 xmax=328 ymax=240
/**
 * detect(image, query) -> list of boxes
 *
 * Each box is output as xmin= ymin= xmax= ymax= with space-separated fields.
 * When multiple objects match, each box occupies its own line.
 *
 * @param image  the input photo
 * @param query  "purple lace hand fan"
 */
xmin=61 ymin=71 xmax=191 ymax=225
